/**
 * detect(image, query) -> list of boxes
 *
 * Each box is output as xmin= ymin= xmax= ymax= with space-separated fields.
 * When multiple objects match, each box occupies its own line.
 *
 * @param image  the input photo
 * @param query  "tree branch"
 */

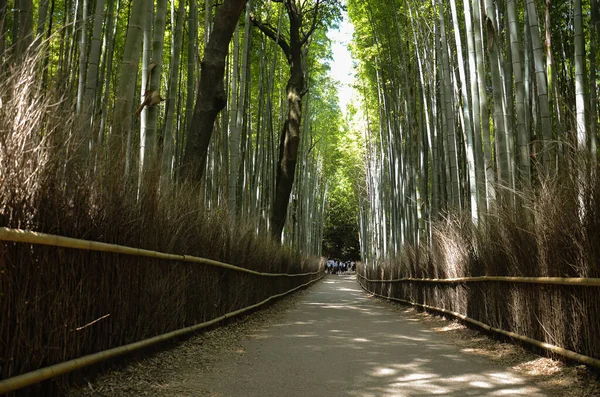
xmin=249 ymin=14 xmax=292 ymax=61
xmin=301 ymin=0 xmax=321 ymax=46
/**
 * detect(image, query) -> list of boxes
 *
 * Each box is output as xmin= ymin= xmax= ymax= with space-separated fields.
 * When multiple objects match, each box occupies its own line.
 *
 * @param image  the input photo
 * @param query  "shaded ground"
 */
xmin=71 ymin=275 xmax=599 ymax=396
xmin=366 ymin=290 xmax=600 ymax=397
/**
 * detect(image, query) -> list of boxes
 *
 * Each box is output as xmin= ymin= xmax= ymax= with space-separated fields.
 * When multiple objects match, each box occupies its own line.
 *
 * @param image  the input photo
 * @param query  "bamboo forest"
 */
xmin=2 ymin=0 xmax=600 ymax=395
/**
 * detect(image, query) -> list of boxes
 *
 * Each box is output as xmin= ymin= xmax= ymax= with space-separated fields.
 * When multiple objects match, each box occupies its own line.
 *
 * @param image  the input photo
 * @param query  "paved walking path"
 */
xmin=199 ymin=275 xmax=548 ymax=396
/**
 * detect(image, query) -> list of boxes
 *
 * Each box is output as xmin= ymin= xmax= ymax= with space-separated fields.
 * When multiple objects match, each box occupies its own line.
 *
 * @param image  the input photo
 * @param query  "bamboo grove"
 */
xmin=0 ymin=0 xmax=345 ymax=253
xmin=0 ymin=1 xmax=348 ymax=391
xmin=348 ymin=0 xmax=600 ymax=264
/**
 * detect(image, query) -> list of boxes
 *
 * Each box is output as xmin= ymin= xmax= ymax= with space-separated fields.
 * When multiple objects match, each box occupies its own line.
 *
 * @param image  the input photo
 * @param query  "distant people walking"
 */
xmin=326 ymin=259 xmax=358 ymax=275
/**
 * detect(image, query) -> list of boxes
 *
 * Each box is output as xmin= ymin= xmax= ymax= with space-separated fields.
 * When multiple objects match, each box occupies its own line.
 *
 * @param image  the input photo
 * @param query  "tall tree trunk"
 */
xmin=450 ymin=0 xmax=478 ymax=221
xmin=227 ymin=22 xmax=240 ymax=212
xmin=252 ymin=0 xmax=323 ymax=241
xmin=76 ymin=0 xmax=88 ymax=115
xmin=68 ymin=0 xmax=81 ymax=93
xmin=139 ymin=0 xmax=152 ymax=175
xmin=0 ymin=0 xmax=7 ymax=61
xmin=15 ymin=0 xmax=33 ymax=62
xmin=463 ymin=0 xmax=487 ymax=215
xmin=545 ymin=1 xmax=564 ymax=165
xmin=110 ymin=0 xmax=145 ymax=174
xmin=523 ymin=3 xmax=533 ymax=155
xmin=13 ymin=0 xmax=20 ymax=56
xmin=591 ymin=0 xmax=599 ymax=161
xmin=41 ymin=0 xmax=55 ymax=91
xmin=98 ymin=0 xmax=118 ymax=149
xmin=181 ymin=0 xmax=247 ymax=182
xmin=472 ymin=0 xmax=495 ymax=206
xmin=408 ymin=2 xmax=436 ymax=224
xmin=161 ymin=0 xmax=185 ymax=184
xmin=35 ymin=0 xmax=49 ymax=43
xmin=526 ymin=0 xmax=553 ymax=174
xmin=575 ymin=0 xmax=587 ymax=152
xmin=503 ymin=12 xmax=516 ymax=195
xmin=82 ymin=0 xmax=105 ymax=144
xmin=143 ymin=0 xmax=167 ymax=173
xmin=183 ymin=0 xmax=198 ymax=172
xmin=228 ymin=1 xmax=251 ymax=219
xmin=507 ymin=0 xmax=531 ymax=190
xmin=205 ymin=0 xmax=213 ymax=46
xmin=437 ymin=1 xmax=460 ymax=209
xmin=485 ymin=0 xmax=510 ymax=196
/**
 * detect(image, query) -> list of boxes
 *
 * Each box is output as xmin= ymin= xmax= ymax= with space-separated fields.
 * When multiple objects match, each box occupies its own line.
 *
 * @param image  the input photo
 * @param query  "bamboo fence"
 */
xmin=356 ymin=274 xmax=600 ymax=369
xmin=355 ymin=273 xmax=600 ymax=286
xmin=0 ymin=274 xmax=324 ymax=394
xmin=0 ymin=227 xmax=324 ymax=393
xmin=0 ymin=227 xmax=320 ymax=277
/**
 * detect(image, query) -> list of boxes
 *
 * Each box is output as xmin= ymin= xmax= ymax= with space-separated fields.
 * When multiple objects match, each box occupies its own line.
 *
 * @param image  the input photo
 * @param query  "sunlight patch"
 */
xmin=394 ymin=372 xmax=436 ymax=382
xmin=470 ymin=381 xmax=492 ymax=388
xmin=372 ymin=367 xmax=397 ymax=376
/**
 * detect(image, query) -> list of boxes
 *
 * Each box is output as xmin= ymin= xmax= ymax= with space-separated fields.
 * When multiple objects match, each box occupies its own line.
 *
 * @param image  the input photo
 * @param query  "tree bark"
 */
xmin=251 ymin=0 xmax=322 ymax=241
xmin=181 ymin=0 xmax=247 ymax=183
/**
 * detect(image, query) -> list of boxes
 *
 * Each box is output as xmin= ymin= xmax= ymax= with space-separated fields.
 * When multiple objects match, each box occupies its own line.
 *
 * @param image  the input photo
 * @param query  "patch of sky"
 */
xmin=326 ymin=10 xmax=356 ymax=117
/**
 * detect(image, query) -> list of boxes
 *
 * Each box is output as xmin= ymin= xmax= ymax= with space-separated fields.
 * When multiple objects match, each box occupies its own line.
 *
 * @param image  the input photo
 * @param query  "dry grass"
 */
xmin=0 ymin=52 xmax=321 ymax=396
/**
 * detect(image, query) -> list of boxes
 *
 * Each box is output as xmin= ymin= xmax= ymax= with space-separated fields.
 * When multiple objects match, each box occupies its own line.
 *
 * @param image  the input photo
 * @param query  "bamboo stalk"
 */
xmin=355 ymin=272 xmax=600 ymax=287
xmin=0 ymin=273 xmax=324 ymax=394
xmin=357 ymin=278 xmax=600 ymax=369
xmin=0 ymin=227 xmax=320 ymax=277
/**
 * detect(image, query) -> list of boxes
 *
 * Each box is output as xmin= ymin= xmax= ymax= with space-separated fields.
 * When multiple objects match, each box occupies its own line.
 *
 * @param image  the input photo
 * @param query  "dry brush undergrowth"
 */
xmin=360 ymin=166 xmax=600 ymax=369
xmin=0 ymin=54 xmax=321 ymax=395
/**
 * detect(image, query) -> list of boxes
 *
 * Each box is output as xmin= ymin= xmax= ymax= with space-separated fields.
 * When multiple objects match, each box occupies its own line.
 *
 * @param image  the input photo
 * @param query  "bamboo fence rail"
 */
xmin=355 ymin=272 xmax=600 ymax=286
xmin=357 ymin=277 xmax=600 ymax=370
xmin=0 ymin=274 xmax=325 ymax=394
xmin=0 ymin=227 xmax=320 ymax=277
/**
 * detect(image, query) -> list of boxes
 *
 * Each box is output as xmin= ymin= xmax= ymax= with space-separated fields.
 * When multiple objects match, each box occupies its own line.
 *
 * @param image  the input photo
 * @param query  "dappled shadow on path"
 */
xmin=203 ymin=276 xmax=548 ymax=397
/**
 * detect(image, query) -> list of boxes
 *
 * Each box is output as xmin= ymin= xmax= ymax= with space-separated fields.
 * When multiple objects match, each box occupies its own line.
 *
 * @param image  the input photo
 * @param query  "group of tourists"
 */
xmin=326 ymin=259 xmax=356 ymax=274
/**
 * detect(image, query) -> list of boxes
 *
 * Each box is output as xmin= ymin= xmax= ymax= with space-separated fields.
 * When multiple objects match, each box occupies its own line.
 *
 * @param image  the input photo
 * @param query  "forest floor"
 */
xmin=70 ymin=275 xmax=600 ymax=396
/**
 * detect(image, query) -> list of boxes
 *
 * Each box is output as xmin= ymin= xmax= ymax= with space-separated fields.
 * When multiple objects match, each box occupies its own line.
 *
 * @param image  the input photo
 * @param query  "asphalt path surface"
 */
xmin=198 ymin=275 xmax=549 ymax=396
